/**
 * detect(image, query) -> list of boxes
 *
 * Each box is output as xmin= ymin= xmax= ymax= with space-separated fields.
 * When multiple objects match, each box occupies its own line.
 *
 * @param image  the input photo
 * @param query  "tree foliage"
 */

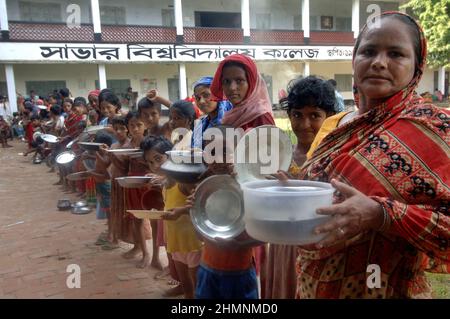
xmin=402 ymin=0 xmax=450 ymax=68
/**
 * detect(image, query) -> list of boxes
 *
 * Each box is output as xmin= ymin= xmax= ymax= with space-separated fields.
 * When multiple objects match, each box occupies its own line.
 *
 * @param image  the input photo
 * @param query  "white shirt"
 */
xmin=0 ymin=102 xmax=11 ymax=118
xmin=55 ymin=115 xmax=65 ymax=130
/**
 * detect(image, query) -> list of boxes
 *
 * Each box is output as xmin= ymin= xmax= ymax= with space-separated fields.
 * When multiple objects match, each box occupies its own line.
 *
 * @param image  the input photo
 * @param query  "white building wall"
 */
xmin=249 ymin=0 xmax=302 ymax=30
xmin=185 ymin=62 xmax=220 ymax=91
xmin=7 ymin=0 xmax=93 ymax=24
xmin=182 ymin=0 xmax=242 ymax=27
xmin=10 ymin=63 xmax=97 ymax=98
xmin=416 ymin=68 xmax=435 ymax=95
xmin=310 ymin=61 xmax=354 ymax=99
xmin=257 ymin=61 xmax=304 ymax=102
xmin=6 ymin=0 xmax=406 ymax=29
xmin=310 ymin=0 xmax=353 ymax=18
xmin=98 ymin=0 xmax=172 ymax=26
xmin=106 ymin=63 xmax=178 ymax=101
xmin=310 ymin=0 xmax=353 ymax=30
xmin=6 ymin=0 xmax=173 ymax=26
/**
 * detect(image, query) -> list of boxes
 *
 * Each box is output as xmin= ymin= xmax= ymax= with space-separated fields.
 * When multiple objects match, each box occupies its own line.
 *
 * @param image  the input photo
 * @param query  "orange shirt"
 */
xmin=202 ymin=242 xmax=253 ymax=271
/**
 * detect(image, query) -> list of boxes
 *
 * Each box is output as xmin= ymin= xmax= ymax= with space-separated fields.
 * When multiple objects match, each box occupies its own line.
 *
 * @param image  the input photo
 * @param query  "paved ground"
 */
xmin=0 ymin=140 xmax=172 ymax=299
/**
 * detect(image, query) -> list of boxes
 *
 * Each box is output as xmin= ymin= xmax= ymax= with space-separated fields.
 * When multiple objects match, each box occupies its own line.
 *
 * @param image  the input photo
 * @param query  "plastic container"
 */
xmin=241 ymin=180 xmax=334 ymax=245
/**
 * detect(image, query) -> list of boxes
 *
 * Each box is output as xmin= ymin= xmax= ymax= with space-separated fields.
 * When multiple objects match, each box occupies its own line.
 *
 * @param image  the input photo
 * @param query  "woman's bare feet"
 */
xmin=162 ymin=284 xmax=184 ymax=297
xmin=136 ymin=254 xmax=150 ymax=268
xmin=121 ymin=246 xmax=140 ymax=259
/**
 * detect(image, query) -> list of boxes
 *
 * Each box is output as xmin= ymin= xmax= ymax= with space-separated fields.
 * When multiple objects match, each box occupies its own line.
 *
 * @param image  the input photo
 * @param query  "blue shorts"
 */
xmin=195 ymin=264 xmax=258 ymax=299
xmin=95 ymin=182 xmax=111 ymax=220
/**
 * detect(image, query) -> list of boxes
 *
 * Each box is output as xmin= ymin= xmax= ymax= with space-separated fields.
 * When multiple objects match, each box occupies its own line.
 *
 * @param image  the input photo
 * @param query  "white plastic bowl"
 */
xmin=241 ymin=180 xmax=334 ymax=245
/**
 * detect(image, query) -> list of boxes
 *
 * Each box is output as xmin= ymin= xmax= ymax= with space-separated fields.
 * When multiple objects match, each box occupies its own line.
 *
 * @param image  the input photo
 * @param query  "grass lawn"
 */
xmin=426 ymin=273 xmax=450 ymax=299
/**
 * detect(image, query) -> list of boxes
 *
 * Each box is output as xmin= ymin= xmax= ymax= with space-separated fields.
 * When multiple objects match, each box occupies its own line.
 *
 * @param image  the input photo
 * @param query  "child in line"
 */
xmin=73 ymin=97 xmax=88 ymax=120
xmin=158 ymin=100 xmax=198 ymax=297
xmin=136 ymin=97 xmax=167 ymax=270
xmin=46 ymin=105 xmax=65 ymax=173
xmin=169 ymin=100 xmax=197 ymax=151
xmin=99 ymin=116 xmax=130 ymax=250
xmin=112 ymin=112 xmax=153 ymax=268
xmin=192 ymin=54 xmax=275 ymax=299
xmin=87 ymin=89 xmax=101 ymax=120
xmin=61 ymin=98 xmax=73 ymax=119
xmin=83 ymin=109 xmax=100 ymax=207
xmin=191 ymin=76 xmax=233 ymax=149
xmin=49 ymin=105 xmax=65 ymax=137
xmin=98 ymin=89 xmax=122 ymax=141
xmin=142 ymin=135 xmax=203 ymax=299
xmin=88 ymin=109 xmax=99 ymax=127
xmin=91 ymin=131 xmax=114 ymax=245
xmin=71 ymin=97 xmax=89 ymax=197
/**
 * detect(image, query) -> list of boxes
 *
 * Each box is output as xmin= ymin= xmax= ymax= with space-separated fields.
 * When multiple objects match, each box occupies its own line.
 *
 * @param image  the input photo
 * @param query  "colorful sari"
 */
xmin=297 ymin=12 xmax=449 ymax=299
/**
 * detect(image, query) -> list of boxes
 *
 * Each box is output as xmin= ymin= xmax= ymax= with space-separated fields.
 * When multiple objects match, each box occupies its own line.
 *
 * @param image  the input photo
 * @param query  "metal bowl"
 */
xmin=190 ymin=175 xmax=245 ymax=241
xmin=160 ymin=152 xmax=207 ymax=184
xmin=116 ymin=176 xmax=152 ymax=188
xmin=41 ymin=134 xmax=59 ymax=144
xmin=71 ymin=200 xmax=88 ymax=208
xmin=57 ymin=199 xmax=72 ymax=211
xmin=106 ymin=148 xmax=141 ymax=156
xmin=84 ymin=125 xmax=106 ymax=135
xmin=56 ymin=151 xmax=76 ymax=165
xmin=78 ymin=142 xmax=103 ymax=152
xmin=161 ymin=161 xmax=207 ymax=184
xmin=66 ymin=139 xmax=77 ymax=149
xmin=71 ymin=206 xmax=92 ymax=215
xmin=234 ymin=125 xmax=292 ymax=184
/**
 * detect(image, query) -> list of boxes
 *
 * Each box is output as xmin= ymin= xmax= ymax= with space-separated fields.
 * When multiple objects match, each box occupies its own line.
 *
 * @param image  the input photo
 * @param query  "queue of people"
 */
xmin=6 ymin=11 xmax=449 ymax=299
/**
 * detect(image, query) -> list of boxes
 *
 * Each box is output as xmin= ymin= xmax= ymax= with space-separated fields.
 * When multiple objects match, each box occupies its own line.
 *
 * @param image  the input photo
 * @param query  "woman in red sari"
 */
xmin=295 ymin=12 xmax=449 ymax=299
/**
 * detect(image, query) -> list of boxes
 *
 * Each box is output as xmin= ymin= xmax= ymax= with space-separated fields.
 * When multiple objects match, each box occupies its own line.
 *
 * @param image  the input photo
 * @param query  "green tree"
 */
xmin=402 ymin=0 xmax=450 ymax=68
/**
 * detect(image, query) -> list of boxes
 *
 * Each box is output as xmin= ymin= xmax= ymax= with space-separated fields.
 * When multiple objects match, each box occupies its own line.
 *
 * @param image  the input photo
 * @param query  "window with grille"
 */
xmin=0 ymin=82 xmax=7 ymax=97
xmin=100 ymin=6 xmax=126 ymax=25
xmin=310 ymin=16 xmax=318 ymax=30
xmin=162 ymin=9 xmax=175 ymax=27
xmin=293 ymin=15 xmax=302 ymax=30
xmin=334 ymin=74 xmax=353 ymax=92
xmin=25 ymin=81 xmax=67 ymax=99
xmin=19 ymin=1 xmax=62 ymax=23
xmin=335 ymin=17 xmax=351 ymax=32
xmin=95 ymin=79 xmax=131 ymax=99
xmin=256 ymin=13 xmax=271 ymax=30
